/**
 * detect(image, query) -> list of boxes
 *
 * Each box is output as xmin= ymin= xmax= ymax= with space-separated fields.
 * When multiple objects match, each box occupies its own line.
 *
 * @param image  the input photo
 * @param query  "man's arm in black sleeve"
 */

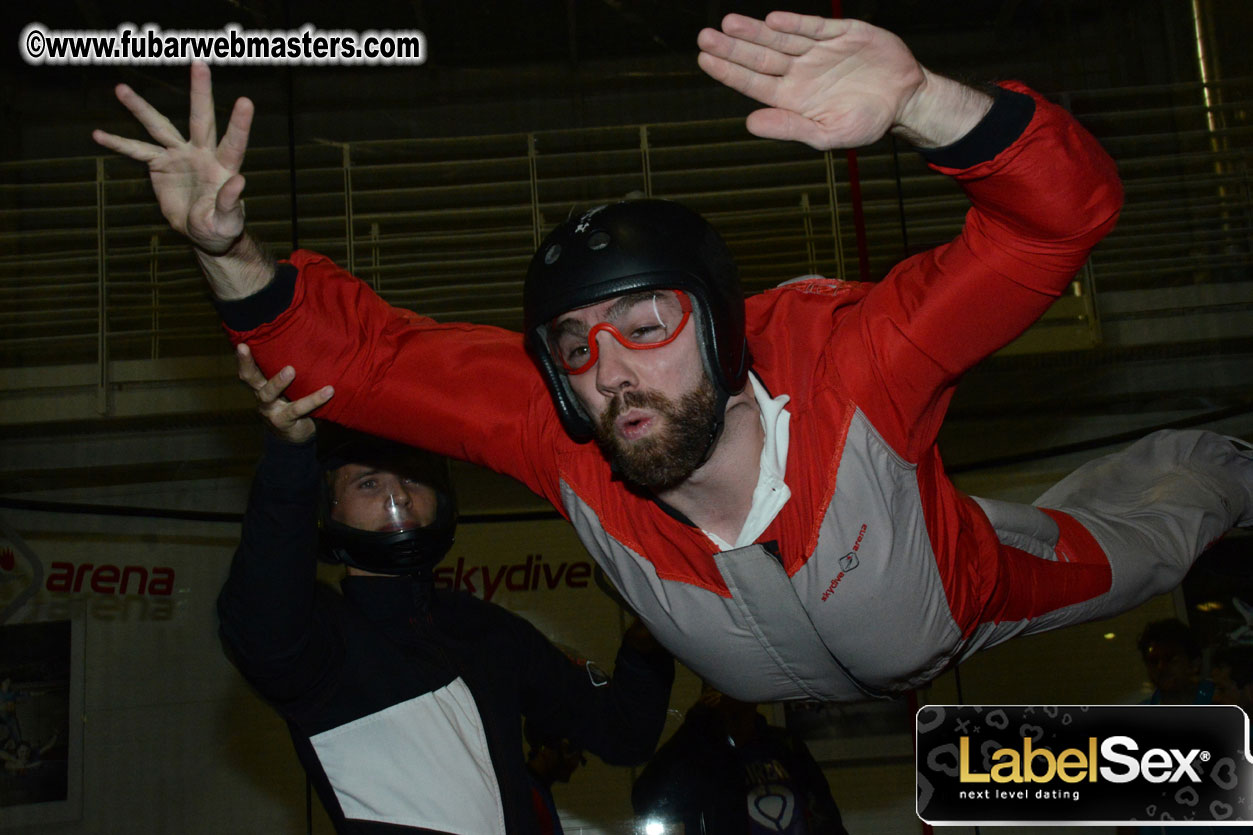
xmin=217 ymin=432 xmax=343 ymax=706
xmin=516 ymin=616 xmax=674 ymax=766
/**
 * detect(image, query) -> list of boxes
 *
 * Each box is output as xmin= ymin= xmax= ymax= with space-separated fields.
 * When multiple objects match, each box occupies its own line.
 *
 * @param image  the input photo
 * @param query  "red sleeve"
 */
xmin=224 ymin=250 xmax=566 ymax=507
xmin=834 ymin=82 xmax=1123 ymax=460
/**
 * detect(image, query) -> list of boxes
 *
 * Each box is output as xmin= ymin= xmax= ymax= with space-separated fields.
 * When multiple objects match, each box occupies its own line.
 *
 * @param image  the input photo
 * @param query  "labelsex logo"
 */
xmin=960 ymin=736 xmax=1207 ymax=785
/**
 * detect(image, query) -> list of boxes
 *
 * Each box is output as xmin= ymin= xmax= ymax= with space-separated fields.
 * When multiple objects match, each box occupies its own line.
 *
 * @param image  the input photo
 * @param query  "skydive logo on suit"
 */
xmin=433 ymin=554 xmax=592 ymax=601
xmin=821 ymin=524 xmax=867 ymax=602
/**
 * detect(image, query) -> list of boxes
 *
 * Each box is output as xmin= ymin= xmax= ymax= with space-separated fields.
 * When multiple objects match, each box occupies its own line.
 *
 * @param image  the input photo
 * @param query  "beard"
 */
xmin=592 ymin=376 xmax=720 ymax=491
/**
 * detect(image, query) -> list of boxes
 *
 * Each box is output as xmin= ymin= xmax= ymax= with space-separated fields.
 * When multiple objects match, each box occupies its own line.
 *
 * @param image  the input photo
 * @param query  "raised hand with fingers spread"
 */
xmin=697 ymin=11 xmax=990 ymax=150
xmin=93 ymin=62 xmax=251 ymax=254
xmin=93 ymin=62 xmax=272 ymax=299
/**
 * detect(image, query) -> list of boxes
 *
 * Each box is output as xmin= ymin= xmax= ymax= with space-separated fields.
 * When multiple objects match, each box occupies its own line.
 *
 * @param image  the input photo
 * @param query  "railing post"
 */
xmin=801 ymin=193 xmax=817 ymax=278
xmin=639 ymin=125 xmax=653 ymax=197
xmin=149 ymin=234 xmax=160 ymax=360
xmin=343 ymin=144 xmax=355 ymax=274
xmin=369 ymin=222 xmax=380 ymax=292
xmin=1242 ymin=154 xmax=1252 ymax=252
xmin=528 ymin=134 xmax=542 ymax=249
xmin=1076 ymin=260 xmax=1102 ymax=349
xmin=95 ymin=157 xmax=110 ymax=415
xmin=824 ymin=150 xmax=845 ymax=281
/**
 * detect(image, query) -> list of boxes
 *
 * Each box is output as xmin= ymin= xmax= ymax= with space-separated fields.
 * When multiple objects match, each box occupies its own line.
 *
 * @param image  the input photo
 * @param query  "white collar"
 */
xmin=703 ymin=371 xmax=791 ymax=550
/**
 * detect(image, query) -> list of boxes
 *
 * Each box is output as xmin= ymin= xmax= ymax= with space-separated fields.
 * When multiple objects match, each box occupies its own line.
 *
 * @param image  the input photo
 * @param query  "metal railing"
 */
xmin=1 ymin=80 xmax=1249 ymax=420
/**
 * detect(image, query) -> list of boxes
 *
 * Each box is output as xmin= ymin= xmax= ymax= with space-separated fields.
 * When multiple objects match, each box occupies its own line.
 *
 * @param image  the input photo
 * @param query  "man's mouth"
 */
xmin=615 ymin=409 xmax=655 ymax=441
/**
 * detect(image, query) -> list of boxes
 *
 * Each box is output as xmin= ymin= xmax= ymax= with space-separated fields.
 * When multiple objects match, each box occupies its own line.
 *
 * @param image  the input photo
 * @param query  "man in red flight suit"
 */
xmin=94 ymin=12 xmax=1253 ymax=702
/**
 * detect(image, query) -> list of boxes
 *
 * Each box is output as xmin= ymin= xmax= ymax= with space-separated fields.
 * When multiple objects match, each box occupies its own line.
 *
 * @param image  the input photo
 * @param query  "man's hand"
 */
xmin=93 ymin=62 xmax=273 ymax=299
xmin=697 ymin=12 xmax=991 ymax=150
xmin=93 ymin=62 xmax=251 ymax=255
xmin=236 ymin=343 xmax=334 ymax=444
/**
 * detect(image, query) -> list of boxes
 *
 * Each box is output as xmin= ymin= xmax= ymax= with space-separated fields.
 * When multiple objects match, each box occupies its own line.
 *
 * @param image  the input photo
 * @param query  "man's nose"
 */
xmin=385 ymin=478 xmax=413 ymax=506
xmin=593 ymin=332 xmax=637 ymax=394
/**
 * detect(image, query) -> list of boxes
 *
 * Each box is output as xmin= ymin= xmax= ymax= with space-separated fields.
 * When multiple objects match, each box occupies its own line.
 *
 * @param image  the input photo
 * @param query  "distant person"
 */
xmin=1212 ymin=644 xmax=1253 ymax=713
xmin=0 ymin=729 xmax=58 ymax=775
xmin=1125 ymin=634 xmax=1253 ymax=835
xmin=1137 ymin=618 xmax=1213 ymax=704
xmin=0 ymin=676 xmax=28 ymax=745
xmin=524 ymin=717 xmax=589 ymax=835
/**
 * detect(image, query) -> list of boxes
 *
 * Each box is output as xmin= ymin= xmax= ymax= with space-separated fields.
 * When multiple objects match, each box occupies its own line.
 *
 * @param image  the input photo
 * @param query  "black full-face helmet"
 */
xmin=317 ymin=428 xmax=457 ymax=577
xmin=523 ymin=198 xmax=749 ymax=441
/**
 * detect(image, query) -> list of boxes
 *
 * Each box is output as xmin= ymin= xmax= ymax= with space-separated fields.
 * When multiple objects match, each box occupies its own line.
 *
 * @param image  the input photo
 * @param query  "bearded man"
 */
xmin=96 ymin=12 xmax=1253 ymax=701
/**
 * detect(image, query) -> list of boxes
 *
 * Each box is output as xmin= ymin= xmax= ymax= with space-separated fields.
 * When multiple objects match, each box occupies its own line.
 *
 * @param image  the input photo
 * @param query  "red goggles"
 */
xmin=545 ymin=289 xmax=693 ymax=375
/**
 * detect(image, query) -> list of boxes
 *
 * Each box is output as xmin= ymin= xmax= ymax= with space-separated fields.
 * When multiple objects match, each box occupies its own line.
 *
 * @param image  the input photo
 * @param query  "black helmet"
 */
xmin=317 ymin=427 xmax=457 ymax=577
xmin=523 ymin=199 xmax=749 ymax=441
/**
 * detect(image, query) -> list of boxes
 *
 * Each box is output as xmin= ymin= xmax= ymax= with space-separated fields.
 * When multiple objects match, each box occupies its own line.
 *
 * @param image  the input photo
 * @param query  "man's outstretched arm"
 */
xmin=700 ymin=11 xmax=1122 ymax=461
xmin=92 ymin=65 xmax=563 ymax=497
xmin=93 ymin=62 xmax=272 ymax=300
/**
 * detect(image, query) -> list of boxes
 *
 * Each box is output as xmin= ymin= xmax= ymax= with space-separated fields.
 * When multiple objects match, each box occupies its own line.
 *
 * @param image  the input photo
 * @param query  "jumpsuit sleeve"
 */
xmin=513 ymin=616 xmax=675 ymax=767
xmin=216 ymin=433 xmax=345 ymax=707
xmin=832 ymin=83 xmax=1124 ymax=460
xmin=213 ymin=253 xmax=565 ymax=508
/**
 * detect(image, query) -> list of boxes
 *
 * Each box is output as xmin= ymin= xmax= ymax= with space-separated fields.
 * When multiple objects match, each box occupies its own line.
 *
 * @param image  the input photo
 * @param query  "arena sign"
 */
xmin=917 ymin=704 xmax=1253 ymax=825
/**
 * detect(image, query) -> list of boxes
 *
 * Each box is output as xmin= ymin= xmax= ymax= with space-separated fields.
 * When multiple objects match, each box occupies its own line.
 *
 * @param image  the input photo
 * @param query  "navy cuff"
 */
xmin=213 ymin=262 xmax=296 ymax=332
xmin=919 ymin=86 xmax=1036 ymax=170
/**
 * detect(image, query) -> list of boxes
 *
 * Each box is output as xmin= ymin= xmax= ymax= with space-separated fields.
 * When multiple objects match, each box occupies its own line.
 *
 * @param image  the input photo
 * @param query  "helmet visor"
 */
xmin=543 ymin=289 xmax=692 ymax=375
xmin=323 ymin=490 xmax=457 ymax=575
xmin=380 ymin=492 xmax=422 ymax=532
